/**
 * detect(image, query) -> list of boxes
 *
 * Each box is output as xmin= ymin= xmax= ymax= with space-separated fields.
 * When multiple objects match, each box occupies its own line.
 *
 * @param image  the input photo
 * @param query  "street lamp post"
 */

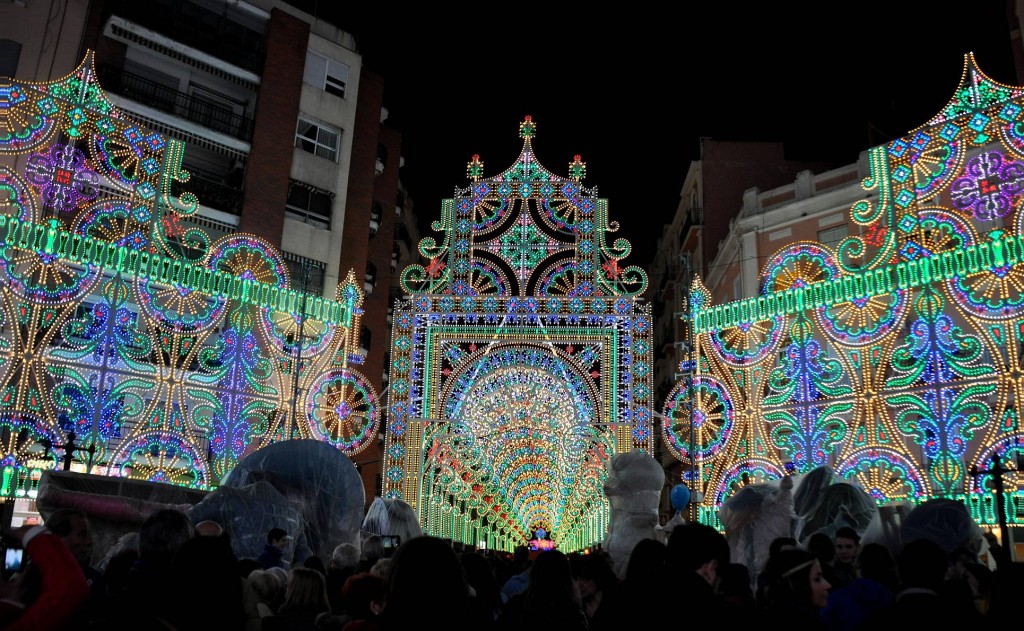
xmin=39 ymin=431 xmax=97 ymax=472
xmin=969 ymin=453 xmax=1015 ymax=555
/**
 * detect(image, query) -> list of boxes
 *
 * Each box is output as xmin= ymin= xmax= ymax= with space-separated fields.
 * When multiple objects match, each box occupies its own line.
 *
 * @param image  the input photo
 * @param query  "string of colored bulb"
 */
xmin=693 ymin=231 xmax=1024 ymax=333
xmin=0 ymin=215 xmax=353 ymax=326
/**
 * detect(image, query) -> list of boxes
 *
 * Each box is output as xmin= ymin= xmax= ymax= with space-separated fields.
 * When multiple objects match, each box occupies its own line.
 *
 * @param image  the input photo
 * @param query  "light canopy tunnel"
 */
xmin=384 ymin=118 xmax=653 ymax=552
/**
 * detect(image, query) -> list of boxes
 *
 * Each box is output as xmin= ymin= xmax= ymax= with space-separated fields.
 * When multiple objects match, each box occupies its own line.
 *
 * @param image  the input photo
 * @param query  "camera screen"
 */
xmin=4 ymin=548 xmax=22 ymax=572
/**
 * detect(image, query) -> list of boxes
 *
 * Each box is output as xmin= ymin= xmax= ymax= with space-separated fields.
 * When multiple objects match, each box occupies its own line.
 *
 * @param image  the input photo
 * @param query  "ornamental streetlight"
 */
xmin=969 ymin=453 xmax=1016 ymax=556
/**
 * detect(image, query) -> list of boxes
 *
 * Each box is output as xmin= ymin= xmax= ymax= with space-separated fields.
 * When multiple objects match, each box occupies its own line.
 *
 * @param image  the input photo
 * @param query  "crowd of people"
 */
xmin=3 ymin=505 xmax=1021 ymax=630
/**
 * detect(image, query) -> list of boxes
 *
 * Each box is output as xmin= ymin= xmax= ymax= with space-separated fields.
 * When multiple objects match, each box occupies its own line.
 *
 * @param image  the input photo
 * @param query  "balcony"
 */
xmin=107 ymin=1 xmax=266 ymax=75
xmin=171 ymin=172 xmax=243 ymax=216
xmin=376 ymin=143 xmax=388 ymax=176
xmin=98 ymin=64 xmax=255 ymax=143
xmin=370 ymin=201 xmax=382 ymax=237
xmin=365 ymin=262 xmax=377 ymax=295
xmin=680 ymin=206 xmax=704 ymax=239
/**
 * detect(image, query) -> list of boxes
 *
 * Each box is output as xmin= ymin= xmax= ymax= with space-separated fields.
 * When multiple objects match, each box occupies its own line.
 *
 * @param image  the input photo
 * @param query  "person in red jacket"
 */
xmin=0 ymin=524 xmax=90 ymax=630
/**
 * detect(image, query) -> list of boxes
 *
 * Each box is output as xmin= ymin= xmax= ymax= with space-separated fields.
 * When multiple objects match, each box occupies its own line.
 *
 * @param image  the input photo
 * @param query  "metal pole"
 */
xmin=289 ymin=260 xmax=312 ymax=439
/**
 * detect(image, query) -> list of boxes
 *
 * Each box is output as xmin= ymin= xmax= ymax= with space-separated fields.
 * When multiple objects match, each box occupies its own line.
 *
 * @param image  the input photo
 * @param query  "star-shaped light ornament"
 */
xmin=467 ymin=154 xmax=485 ymax=182
xmin=569 ymin=154 xmax=586 ymax=182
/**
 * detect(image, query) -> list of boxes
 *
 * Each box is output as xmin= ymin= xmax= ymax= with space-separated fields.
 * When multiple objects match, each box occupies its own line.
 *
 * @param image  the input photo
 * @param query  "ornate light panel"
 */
xmin=385 ymin=117 xmax=652 ymax=552
xmin=0 ymin=53 xmax=377 ymax=493
xmin=674 ymin=55 xmax=1023 ymax=530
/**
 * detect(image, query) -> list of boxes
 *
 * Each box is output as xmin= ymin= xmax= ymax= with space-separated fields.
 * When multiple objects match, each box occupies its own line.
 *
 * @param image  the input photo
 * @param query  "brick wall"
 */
xmin=238 ymin=8 xmax=307 ymax=245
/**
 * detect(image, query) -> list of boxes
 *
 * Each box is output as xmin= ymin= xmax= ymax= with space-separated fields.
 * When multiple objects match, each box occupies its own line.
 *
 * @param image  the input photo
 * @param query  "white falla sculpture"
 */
xmin=602 ymin=450 xmax=665 ymax=579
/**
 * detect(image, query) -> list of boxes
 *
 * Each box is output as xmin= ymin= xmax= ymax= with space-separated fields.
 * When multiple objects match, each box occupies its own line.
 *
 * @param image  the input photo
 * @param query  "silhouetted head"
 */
xmin=897 ymin=538 xmax=948 ymax=591
xmin=44 ymin=508 xmax=93 ymax=564
xmin=385 ymin=536 xmax=471 ymax=627
xmin=761 ymin=548 xmax=830 ymax=610
xmin=139 ymin=508 xmax=195 ymax=567
xmin=624 ymin=537 xmax=667 ymax=585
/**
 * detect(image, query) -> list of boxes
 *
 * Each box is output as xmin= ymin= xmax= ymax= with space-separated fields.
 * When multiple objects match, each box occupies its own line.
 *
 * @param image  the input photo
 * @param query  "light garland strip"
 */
xmin=0 ymin=215 xmax=354 ymax=326
xmin=694 ymin=232 xmax=1023 ymax=333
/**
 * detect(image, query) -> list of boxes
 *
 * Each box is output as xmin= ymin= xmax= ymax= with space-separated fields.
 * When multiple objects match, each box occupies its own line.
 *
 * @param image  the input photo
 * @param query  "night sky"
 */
xmin=287 ymin=3 xmax=1018 ymax=263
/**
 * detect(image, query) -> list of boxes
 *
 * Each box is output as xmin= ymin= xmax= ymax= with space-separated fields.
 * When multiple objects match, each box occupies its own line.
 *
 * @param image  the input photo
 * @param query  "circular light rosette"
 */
xmin=304 ymin=368 xmax=380 ymax=455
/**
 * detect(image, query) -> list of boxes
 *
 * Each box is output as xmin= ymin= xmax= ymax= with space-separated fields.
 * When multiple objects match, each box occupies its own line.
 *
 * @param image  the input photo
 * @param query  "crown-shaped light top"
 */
xmin=466 ymin=154 xmax=485 ymax=182
xmin=519 ymin=115 xmax=537 ymax=140
xmin=923 ymin=51 xmax=1024 ymax=130
xmin=569 ymin=154 xmax=586 ymax=182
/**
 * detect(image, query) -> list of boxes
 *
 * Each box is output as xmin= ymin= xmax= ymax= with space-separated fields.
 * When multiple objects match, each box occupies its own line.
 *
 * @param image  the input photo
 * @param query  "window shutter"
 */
xmin=303 ymin=51 xmax=327 ymax=87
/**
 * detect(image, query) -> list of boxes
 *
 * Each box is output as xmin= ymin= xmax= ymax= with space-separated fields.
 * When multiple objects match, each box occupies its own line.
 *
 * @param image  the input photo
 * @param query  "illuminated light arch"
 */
xmin=387 ymin=117 xmax=651 ymax=552
xmin=435 ymin=346 xmax=604 ymax=537
xmin=672 ymin=54 xmax=1024 ymax=529
xmin=0 ymin=52 xmax=378 ymax=491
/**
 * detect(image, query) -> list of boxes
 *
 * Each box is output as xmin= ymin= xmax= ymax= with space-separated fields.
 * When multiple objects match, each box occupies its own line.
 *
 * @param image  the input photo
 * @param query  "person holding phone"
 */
xmin=0 ymin=524 xmax=90 ymax=631
xmin=3 ymin=546 xmax=23 ymax=575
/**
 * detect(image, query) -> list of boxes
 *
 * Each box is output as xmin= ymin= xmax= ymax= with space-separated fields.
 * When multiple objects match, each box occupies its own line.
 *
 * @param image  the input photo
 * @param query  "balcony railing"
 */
xmin=171 ymin=172 xmax=243 ymax=216
xmin=98 ymin=64 xmax=255 ymax=143
xmin=108 ymin=1 xmax=266 ymax=74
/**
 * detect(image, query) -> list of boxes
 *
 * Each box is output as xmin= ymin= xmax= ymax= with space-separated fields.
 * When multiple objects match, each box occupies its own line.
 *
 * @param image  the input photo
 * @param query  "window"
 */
xmin=818 ymin=224 xmax=848 ymax=247
xmin=295 ymin=118 xmax=339 ymax=162
xmin=285 ymin=180 xmax=333 ymax=229
xmin=303 ymin=51 xmax=349 ymax=98
xmin=283 ymin=252 xmax=326 ymax=294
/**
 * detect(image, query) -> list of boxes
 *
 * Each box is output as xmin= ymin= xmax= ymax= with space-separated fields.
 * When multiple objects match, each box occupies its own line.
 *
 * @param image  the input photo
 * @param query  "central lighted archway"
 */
xmin=384 ymin=118 xmax=652 ymax=551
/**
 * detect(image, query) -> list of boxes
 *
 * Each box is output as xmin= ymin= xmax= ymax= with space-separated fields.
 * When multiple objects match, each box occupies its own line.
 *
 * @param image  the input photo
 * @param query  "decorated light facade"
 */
xmin=0 ymin=53 xmax=379 ymax=492
xmin=385 ymin=117 xmax=652 ymax=552
xmin=670 ymin=55 xmax=1022 ymax=530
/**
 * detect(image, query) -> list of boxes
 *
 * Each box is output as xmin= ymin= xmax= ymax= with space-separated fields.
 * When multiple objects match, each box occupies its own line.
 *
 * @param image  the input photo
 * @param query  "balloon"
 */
xmin=670 ymin=484 xmax=691 ymax=510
